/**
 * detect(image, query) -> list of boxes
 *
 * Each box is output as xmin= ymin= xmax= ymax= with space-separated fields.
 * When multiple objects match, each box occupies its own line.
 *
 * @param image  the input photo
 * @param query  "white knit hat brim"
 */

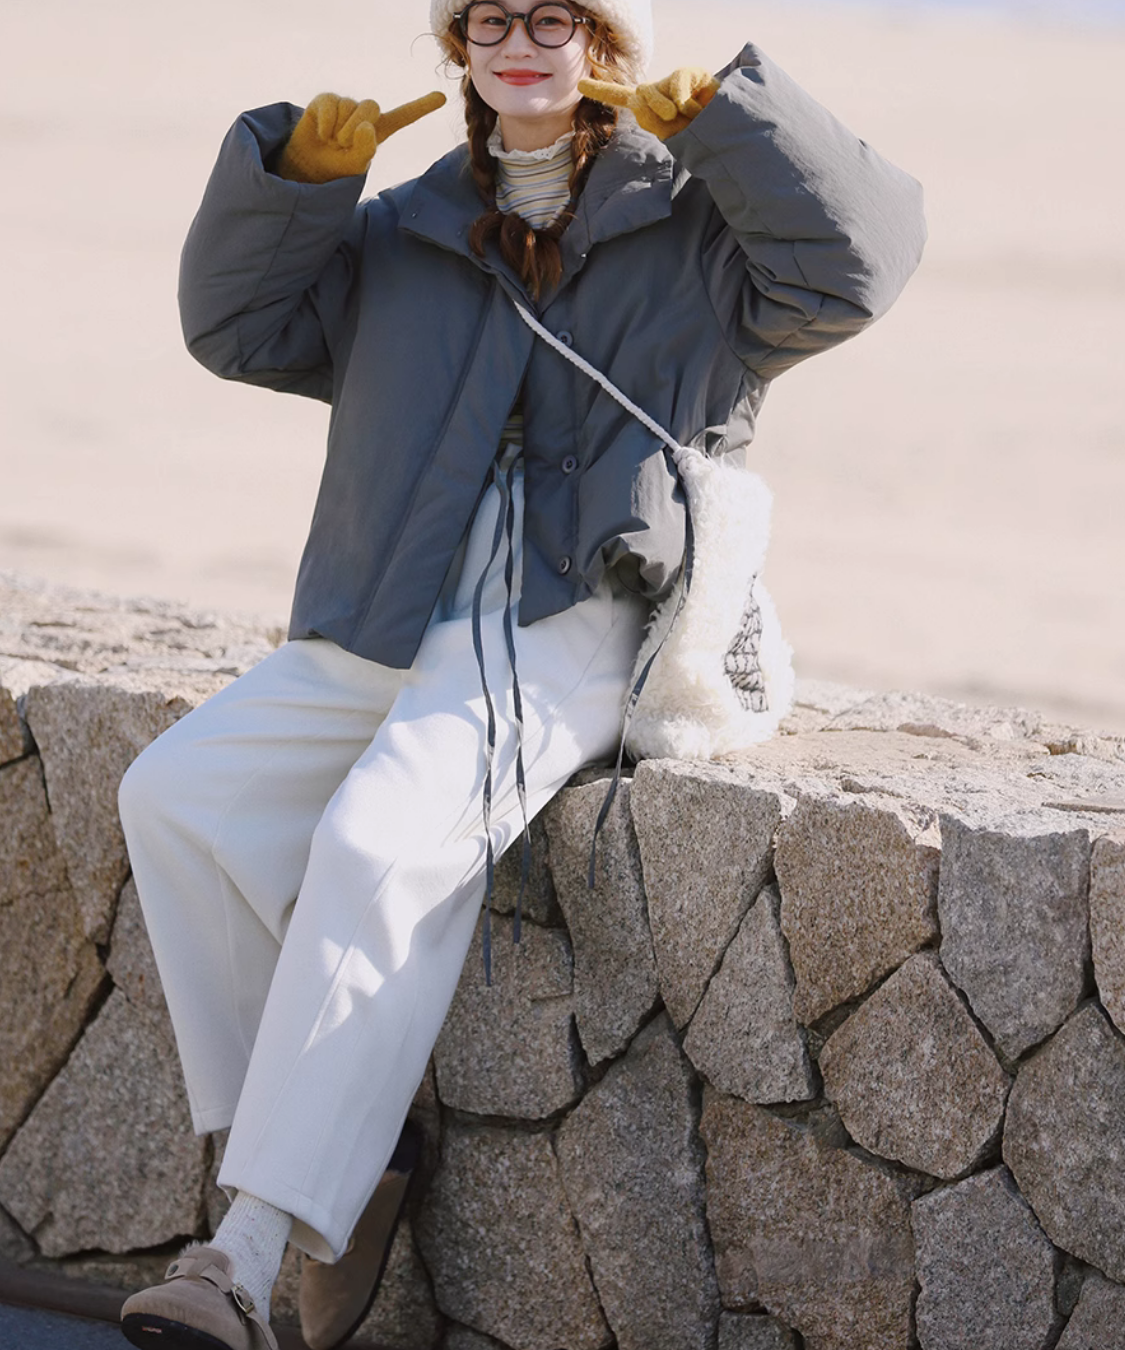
xmin=430 ymin=0 xmax=653 ymax=82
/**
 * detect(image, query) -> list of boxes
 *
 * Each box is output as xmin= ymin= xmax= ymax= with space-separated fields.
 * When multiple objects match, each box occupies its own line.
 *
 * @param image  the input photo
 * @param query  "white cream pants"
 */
xmin=118 ymin=464 xmax=647 ymax=1262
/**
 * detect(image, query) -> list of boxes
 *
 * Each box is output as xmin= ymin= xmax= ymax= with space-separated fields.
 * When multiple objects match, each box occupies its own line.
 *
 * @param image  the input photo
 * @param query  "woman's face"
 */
xmin=466 ymin=3 xmax=593 ymax=133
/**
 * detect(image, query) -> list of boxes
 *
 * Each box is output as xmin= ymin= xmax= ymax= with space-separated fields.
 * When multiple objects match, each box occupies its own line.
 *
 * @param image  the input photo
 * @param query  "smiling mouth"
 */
xmin=495 ymin=71 xmax=551 ymax=85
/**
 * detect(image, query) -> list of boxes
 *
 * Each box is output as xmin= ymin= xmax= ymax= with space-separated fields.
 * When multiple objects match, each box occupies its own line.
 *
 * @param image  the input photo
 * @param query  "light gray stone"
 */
xmin=416 ymin=1122 xmax=610 ymax=1350
xmin=23 ymin=677 xmax=197 ymax=942
xmin=107 ymin=875 xmax=167 ymax=1015
xmin=1004 ymin=1003 xmax=1125 ymax=1280
xmin=684 ymin=886 xmax=813 ymax=1104
xmin=939 ymin=816 xmax=1091 ymax=1059
xmin=0 ymin=988 xmax=208 ymax=1257
xmin=1091 ymin=833 xmax=1125 ymax=1035
xmin=0 ymin=572 xmax=279 ymax=678
xmin=491 ymin=813 xmax=563 ymax=927
xmin=827 ymin=690 xmax=1043 ymax=744
xmin=544 ymin=779 xmax=659 ymax=1066
xmin=631 ymin=760 xmax=786 ymax=1028
xmin=0 ymin=756 xmax=105 ymax=1150
xmin=432 ymin=913 xmax=583 ymax=1118
xmin=0 ymin=658 xmax=53 ymax=764
xmin=819 ymin=952 xmax=1010 ymax=1178
xmin=556 ymin=1014 xmax=719 ymax=1350
xmin=912 ymin=1166 xmax=1057 ymax=1350
xmin=774 ymin=792 xmax=940 ymax=1024
xmin=1057 ymin=1272 xmax=1125 ymax=1350
xmin=717 ymin=1311 xmax=798 ymax=1350
xmin=700 ymin=1089 xmax=917 ymax=1350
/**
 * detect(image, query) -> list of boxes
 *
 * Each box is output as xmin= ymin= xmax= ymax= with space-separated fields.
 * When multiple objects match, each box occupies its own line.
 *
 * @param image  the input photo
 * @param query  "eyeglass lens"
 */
xmin=462 ymin=2 xmax=580 ymax=48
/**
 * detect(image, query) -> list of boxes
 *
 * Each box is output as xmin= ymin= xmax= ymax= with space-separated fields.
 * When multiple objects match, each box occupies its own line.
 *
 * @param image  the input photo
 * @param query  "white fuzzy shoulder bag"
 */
xmin=514 ymin=304 xmax=795 ymax=762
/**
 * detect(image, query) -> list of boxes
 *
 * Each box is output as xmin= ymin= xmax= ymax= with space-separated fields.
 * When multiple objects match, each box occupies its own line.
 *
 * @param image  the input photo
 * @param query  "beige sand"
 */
xmin=2 ymin=1 xmax=1123 ymax=731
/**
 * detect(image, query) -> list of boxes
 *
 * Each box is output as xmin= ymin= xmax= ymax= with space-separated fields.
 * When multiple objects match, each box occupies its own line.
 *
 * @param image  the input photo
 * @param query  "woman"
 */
xmin=118 ymin=2 xmax=926 ymax=1347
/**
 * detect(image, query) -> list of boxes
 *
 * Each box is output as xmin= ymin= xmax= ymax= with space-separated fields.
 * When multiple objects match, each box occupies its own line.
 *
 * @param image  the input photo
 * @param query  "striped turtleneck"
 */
xmin=488 ymin=125 xmax=575 ymax=230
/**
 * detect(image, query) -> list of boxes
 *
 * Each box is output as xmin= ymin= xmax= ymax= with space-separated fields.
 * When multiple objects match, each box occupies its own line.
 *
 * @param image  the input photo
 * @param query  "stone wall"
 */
xmin=4 ymin=572 xmax=1125 ymax=1350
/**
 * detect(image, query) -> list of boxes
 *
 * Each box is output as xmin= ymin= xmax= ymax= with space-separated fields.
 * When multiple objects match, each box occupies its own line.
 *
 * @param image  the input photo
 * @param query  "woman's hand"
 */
xmin=277 ymin=91 xmax=447 ymax=183
xmin=578 ymin=68 xmax=719 ymax=141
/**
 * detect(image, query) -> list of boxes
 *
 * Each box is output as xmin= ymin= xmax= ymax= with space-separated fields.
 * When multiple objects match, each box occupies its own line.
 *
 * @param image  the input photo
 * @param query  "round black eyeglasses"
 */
xmin=454 ymin=2 xmax=593 ymax=48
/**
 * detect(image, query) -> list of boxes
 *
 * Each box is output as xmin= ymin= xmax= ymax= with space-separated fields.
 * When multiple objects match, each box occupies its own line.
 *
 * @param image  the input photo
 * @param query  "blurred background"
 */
xmin=1 ymin=0 xmax=1122 ymax=730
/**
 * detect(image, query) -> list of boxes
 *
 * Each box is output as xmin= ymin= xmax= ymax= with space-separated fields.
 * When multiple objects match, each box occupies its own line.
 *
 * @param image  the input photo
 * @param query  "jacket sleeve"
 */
xmin=178 ymin=103 xmax=369 ymax=402
xmin=669 ymin=44 xmax=927 ymax=379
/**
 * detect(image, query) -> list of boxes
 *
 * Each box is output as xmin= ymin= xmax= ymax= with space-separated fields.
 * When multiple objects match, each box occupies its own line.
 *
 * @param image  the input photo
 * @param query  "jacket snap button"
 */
xmin=557 ymin=331 xmax=574 ymax=347
xmin=557 ymin=555 xmax=572 ymax=575
xmin=562 ymin=455 xmax=578 ymax=474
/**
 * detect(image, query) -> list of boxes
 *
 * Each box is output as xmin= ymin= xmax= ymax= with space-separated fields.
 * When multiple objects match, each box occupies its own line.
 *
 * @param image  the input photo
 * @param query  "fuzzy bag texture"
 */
xmin=624 ymin=446 xmax=796 ymax=762
xmin=430 ymin=0 xmax=654 ymax=82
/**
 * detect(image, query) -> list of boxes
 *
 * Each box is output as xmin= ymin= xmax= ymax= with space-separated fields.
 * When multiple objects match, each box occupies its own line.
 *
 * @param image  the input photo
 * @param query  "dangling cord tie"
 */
xmin=587 ymin=498 xmax=696 ymax=889
xmin=471 ymin=459 xmax=515 ymax=987
xmin=498 ymin=455 xmax=532 ymax=944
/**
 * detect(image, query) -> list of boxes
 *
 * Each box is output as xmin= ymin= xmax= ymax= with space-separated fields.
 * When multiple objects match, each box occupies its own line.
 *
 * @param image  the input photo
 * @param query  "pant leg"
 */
xmin=118 ymin=639 xmax=405 ymax=1133
xmin=218 ymin=562 xmax=647 ymax=1261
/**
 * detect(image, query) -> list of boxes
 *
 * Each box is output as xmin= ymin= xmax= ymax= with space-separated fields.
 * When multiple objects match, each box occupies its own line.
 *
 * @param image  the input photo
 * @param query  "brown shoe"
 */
xmin=298 ymin=1121 xmax=422 ymax=1350
xmin=120 ymin=1245 xmax=278 ymax=1350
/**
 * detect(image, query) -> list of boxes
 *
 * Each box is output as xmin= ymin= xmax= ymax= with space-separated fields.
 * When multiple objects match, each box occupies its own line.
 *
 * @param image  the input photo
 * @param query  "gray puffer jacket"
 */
xmin=180 ymin=43 xmax=926 ymax=669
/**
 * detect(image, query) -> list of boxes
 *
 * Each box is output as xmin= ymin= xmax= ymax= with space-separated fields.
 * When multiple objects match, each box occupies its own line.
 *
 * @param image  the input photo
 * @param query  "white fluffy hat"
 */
xmin=431 ymin=0 xmax=654 ymax=82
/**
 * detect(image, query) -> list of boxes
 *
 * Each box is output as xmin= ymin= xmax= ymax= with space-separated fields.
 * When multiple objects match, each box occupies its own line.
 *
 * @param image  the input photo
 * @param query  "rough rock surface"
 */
xmin=492 ymin=813 xmax=563 ymax=928
xmin=819 ymin=952 xmax=1010 ymax=1178
xmin=1004 ymin=1002 xmax=1125 ymax=1281
xmin=717 ymin=1312 xmax=798 ymax=1350
xmin=432 ymin=914 xmax=582 ymax=1118
xmin=444 ymin=1329 xmax=509 ymax=1350
xmin=938 ymin=816 xmax=1091 ymax=1059
xmin=0 ymin=657 xmax=46 ymax=764
xmin=1091 ymin=833 xmax=1125 ymax=1035
xmin=631 ymin=760 xmax=785 ymax=1027
xmin=556 ymin=1015 xmax=719 ymax=1350
xmin=912 ymin=1166 xmax=1057 ymax=1350
xmin=22 ymin=677 xmax=196 ymax=943
xmin=0 ymin=1203 xmax=35 ymax=1265
xmin=416 ymin=1122 xmax=609 ymax=1350
xmin=826 ymin=689 xmax=1045 ymax=742
xmin=0 ymin=988 xmax=207 ymax=1257
xmin=0 ymin=756 xmax=105 ymax=1150
xmin=545 ymin=779 xmax=659 ymax=1065
xmin=684 ymin=886 xmax=813 ymax=1104
xmin=774 ymin=793 xmax=941 ymax=1023
xmin=107 ymin=875 xmax=167 ymax=1016
xmin=0 ymin=572 xmax=279 ymax=677
xmin=700 ymin=1090 xmax=917 ymax=1349
xmin=1057 ymin=1272 xmax=1125 ymax=1350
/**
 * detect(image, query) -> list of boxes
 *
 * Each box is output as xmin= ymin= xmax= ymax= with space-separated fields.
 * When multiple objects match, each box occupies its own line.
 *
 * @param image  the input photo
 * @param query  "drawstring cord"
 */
xmin=507 ymin=302 xmax=698 ymax=893
xmin=586 ymin=505 xmax=695 ymax=888
xmin=471 ymin=452 xmax=532 ymax=986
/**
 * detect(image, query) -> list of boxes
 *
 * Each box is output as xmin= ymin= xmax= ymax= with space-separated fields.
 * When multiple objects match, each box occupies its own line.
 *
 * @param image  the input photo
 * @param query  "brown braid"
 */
xmin=439 ymin=6 xmax=628 ymax=298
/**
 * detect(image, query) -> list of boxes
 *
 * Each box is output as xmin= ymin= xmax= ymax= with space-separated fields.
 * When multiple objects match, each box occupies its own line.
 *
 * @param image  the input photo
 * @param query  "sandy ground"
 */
xmin=1 ymin=1 xmax=1123 ymax=731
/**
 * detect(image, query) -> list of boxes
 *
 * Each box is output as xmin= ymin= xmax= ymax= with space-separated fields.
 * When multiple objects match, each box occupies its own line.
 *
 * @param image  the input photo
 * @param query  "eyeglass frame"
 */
xmin=453 ymin=2 xmax=594 ymax=49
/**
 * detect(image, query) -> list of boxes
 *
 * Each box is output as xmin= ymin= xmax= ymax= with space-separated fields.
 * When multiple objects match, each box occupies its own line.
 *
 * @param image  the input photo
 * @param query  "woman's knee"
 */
xmin=117 ymin=722 xmax=194 ymax=840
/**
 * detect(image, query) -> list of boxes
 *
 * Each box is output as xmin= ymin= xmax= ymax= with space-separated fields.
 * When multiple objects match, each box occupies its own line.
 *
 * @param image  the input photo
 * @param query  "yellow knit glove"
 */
xmin=277 ymin=90 xmax=447 ymax=183
xmin=578 ymin=68 xmax=719 ymax=141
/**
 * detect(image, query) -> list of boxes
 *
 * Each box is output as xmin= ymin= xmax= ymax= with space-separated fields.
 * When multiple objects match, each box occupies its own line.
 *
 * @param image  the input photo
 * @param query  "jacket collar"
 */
xmin=400 ymin=119 xmax=675 ymax=301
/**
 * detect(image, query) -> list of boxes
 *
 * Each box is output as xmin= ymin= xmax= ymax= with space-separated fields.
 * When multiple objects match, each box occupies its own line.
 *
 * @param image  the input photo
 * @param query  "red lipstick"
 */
xmin=496 ymin=70 xmax=551 ymax=85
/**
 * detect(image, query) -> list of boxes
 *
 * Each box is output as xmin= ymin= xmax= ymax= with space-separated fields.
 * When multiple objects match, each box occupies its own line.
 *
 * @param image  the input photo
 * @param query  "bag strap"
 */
xmin=512 ymin=303 xmax=691 ymax=465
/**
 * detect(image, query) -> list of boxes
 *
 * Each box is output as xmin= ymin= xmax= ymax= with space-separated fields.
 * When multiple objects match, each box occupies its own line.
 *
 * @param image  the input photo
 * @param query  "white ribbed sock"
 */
xmin=209 ymin=1190 xmax=293 ymax=1320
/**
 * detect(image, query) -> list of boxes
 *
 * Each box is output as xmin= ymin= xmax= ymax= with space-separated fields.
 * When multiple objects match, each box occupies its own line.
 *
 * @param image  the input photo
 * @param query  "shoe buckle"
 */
xmin=232 ymin=1283 xmax=256 ymax=1315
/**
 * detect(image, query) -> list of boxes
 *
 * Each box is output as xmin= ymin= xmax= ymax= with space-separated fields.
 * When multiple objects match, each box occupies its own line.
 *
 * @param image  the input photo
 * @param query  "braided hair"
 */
xmin=441 ymin=6 xmax=628 ymax=297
